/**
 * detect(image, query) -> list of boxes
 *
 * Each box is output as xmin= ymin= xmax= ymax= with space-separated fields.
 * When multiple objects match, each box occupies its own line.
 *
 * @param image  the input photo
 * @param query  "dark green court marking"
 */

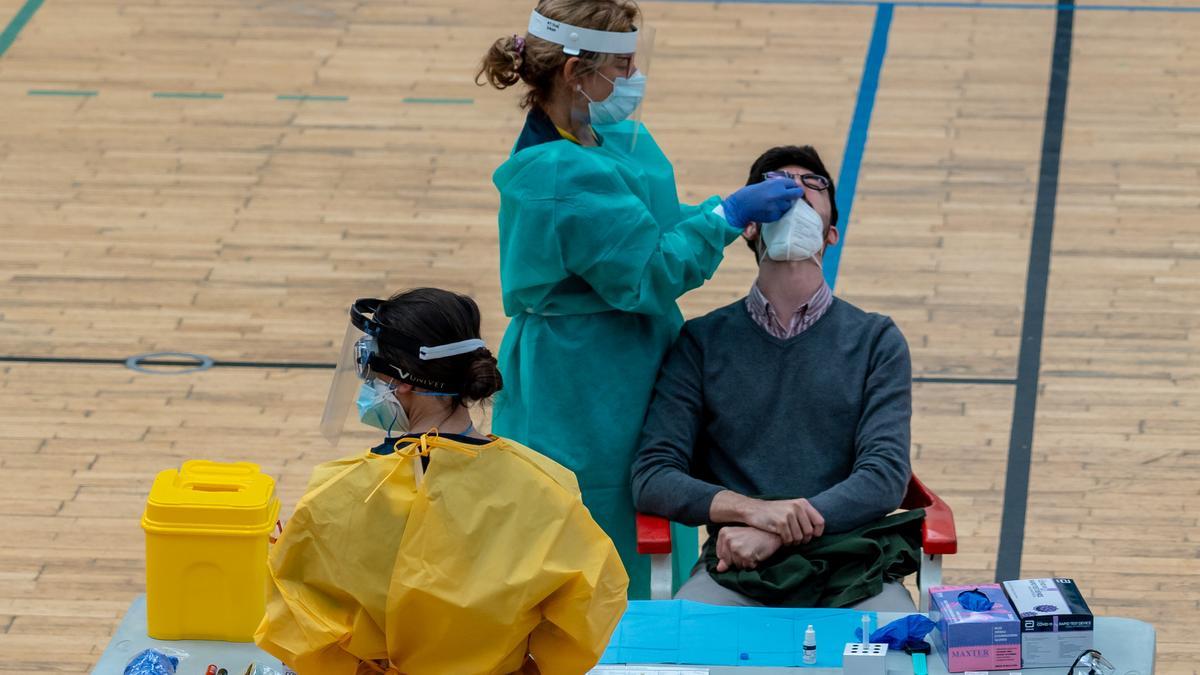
xmin=14 ymin=88 xmax=475 ymax=103
xmin=405 ymin=96 xmax=475 ymax=104
xmin=152 ymin=92 xmax=224 ymax=100
xmin=28 ymin=89 xmax=97 ymax=97
xmin=277 ymin=94 xmax=349 ymax=102
xmin=0 ymin=0 xmax=45 ymax=58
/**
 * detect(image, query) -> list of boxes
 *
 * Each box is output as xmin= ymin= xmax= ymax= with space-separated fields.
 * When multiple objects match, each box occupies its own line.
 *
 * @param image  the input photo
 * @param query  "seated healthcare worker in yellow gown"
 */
xmin=256 ymin=288 xmax=629 ymax=675
xmin=478 ymin=0 xmax=805 ymax=598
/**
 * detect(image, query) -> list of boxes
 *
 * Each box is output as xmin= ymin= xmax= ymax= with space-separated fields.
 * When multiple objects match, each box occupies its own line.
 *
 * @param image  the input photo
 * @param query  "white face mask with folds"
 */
xmin=759 ymin=198 xmax=827 ymax=264
xmin=357 ymin=380 xmax=410 ymax=437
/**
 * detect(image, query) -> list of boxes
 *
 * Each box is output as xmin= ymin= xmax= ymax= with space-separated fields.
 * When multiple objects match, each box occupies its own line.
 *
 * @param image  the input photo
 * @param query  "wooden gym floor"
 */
xmin=1 ymin=0 xmax=1198 ymax=672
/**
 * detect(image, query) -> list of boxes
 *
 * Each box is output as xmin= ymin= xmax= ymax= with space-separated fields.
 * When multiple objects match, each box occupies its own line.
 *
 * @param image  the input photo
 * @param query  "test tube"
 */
xmin=861 ymin=614 xmax=870 ymax=645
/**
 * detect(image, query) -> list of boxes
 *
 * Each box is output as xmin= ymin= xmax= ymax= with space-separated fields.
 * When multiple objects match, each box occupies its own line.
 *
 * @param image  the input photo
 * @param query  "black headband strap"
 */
xmin=353 ymin=298 xmax=460 ymax=393
xmin=351 ymin=298 xmax=423 ymax=355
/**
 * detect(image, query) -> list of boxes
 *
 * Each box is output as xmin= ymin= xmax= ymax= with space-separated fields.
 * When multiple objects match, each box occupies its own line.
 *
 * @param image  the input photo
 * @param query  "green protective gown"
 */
xmin=492 ymin=116 xmax=741 ymax=599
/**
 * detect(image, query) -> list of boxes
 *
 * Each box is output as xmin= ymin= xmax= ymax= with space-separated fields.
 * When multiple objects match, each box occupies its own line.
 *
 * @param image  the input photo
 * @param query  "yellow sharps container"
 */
xmin=141 ymin=460 xmax=280 ymax=641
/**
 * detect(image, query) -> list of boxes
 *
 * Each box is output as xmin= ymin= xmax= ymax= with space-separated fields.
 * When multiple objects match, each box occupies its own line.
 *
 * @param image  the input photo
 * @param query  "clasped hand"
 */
xmin=713 ymin=497 xmax=826 ymax=571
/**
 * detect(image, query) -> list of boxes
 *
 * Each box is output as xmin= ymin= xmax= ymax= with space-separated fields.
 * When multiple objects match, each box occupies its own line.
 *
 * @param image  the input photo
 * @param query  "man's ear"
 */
xmin=825 ymin=225 xmax=839 ymax=247
xmin=743 ymin=222 xmax=760 ymax=242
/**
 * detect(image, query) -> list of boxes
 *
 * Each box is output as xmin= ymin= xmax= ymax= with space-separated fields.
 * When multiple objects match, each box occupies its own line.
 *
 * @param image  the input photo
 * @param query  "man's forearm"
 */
xmin=808 ymin=463 xmax=909 ymax=534
xmin=633 ymin=465 xmax=726 ymax=526
xmin=709 ymin=489 xmax=756 ymax=524
xmin=710 ymin=492 xmax=827 ymax=545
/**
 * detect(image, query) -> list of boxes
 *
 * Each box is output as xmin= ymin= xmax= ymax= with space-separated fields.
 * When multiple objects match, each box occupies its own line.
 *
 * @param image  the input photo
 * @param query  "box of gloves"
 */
xmin=1002 ymin=578 xmax=1094 ymax=668
xmin=928 ymin=584 xmax=1022 ymax=673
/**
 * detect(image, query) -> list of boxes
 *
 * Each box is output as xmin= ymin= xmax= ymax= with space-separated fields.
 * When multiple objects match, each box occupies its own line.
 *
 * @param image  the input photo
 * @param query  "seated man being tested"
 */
xmin=631 ymin=145 xmax=917 ymax=611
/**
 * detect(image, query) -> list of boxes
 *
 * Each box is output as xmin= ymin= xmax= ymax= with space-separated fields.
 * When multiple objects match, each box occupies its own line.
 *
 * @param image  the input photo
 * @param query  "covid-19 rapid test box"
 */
xmin=1002 ymin=578 xmax=1094 ymax=668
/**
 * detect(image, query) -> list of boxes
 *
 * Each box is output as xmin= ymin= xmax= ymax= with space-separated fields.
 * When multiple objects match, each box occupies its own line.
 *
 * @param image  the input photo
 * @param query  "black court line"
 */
xmin=0 ymin=355 xmax=334 ymax=370
xmin=913 ymin=376 xmax=1017 ymax=386
xmin=0 ymin=355 xmax=130 ymax=367
xmin=1 ymin=355 xmax=1022 ymax=384
xmin=995 ymin=0 xmax=1074 ymax=583
xmin=208 ymin=360 xmax=332 ymax=370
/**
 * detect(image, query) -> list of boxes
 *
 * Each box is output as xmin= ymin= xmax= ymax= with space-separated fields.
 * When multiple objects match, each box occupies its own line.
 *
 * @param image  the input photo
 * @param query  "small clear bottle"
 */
xmin=803 ymin=624 xmax=817 ymax=665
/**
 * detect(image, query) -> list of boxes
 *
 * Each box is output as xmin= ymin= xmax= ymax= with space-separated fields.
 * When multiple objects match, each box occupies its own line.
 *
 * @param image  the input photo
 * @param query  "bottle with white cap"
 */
xmin=803 ymin=624 xmax=817 ymax=665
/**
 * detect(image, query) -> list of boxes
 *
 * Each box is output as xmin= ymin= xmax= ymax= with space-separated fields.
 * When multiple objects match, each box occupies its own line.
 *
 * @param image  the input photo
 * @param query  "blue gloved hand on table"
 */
xmin=855 ymin=614 xmax=936 ymax=651
xmin=123 ymin=649 xmax=179 ymax=675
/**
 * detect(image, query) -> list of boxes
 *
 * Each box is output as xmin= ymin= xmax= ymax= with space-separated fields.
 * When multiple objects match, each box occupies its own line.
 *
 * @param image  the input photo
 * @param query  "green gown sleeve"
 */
xmin=539 ymin=155 xmax=742 ymax=316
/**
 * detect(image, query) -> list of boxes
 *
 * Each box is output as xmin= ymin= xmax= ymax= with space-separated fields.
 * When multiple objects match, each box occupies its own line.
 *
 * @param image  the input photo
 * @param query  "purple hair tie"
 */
xmin=513 ymin=35 xmax=526 ymax=54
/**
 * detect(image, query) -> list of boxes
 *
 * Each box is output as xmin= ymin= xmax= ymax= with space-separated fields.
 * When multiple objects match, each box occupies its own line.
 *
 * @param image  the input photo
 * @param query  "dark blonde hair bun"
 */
xmin=476 ymin=0 xmax=640 ymax=110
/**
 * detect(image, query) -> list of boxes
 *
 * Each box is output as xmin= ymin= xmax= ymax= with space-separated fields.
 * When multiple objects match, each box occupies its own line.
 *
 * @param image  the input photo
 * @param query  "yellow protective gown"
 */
xmin=255 ymin=433 xmax=629 ymax=675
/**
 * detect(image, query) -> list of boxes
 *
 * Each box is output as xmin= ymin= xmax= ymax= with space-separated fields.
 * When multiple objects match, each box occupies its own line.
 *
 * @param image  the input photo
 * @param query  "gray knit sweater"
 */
xmin=631 ymin=297 xmax=912 ymax=533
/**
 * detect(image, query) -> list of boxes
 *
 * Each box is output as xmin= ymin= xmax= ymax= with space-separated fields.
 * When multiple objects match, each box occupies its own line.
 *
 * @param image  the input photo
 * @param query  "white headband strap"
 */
xmin=419 ymin=338 xmax=486 ymax=361
xmin=528 ymin=10 xmax=638 ymax=56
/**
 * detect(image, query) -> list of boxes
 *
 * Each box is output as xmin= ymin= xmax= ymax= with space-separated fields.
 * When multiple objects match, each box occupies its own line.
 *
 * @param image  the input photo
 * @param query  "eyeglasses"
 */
xmin=354 ymin=336 xmax=377 ymax=380
xmin=763 ymin=171 xmax=831 ymax=192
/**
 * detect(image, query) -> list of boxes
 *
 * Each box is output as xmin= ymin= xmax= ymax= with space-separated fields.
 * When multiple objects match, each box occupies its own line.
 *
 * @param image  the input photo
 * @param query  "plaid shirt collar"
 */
xmin=745 ymin=280 xmax=833 ymax=339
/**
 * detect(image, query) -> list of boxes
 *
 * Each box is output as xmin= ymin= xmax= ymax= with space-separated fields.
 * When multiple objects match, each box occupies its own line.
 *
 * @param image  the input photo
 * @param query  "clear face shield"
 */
xmin=528 ymin=9 xmax=655 ymax=151
xmin=319 ymin=299 xmax=485 ymax=447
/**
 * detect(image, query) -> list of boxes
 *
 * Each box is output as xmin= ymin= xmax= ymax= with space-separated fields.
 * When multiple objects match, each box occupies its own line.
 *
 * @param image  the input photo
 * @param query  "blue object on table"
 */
xmin=956 ymin=588 xmax=994 ymax=612
xmin=93 ymin=595 xmax=1156 ymax=675
xmin=854 ymin=614 xmax=936 ymax=650
xmin=123 ymin=649 xmax=178 ymax=675
xmin=599 ymin=600 xmax=873 ymax=668
xmin=91 ymin=595 xmax=285 ymax=675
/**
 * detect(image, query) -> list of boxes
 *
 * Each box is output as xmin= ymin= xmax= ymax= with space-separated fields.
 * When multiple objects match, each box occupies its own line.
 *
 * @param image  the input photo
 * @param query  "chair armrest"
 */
xmin=922 ymin=503 xmax=957 ymax=555
xmin=903 ymin=474 xmax=958 ymax=555
xmin=636 ymin=513 xmax=673 ymax=555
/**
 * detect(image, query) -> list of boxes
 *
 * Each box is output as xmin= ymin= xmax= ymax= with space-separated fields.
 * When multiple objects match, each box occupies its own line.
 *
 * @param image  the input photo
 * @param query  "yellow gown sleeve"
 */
xmin=527 ymin=498 xmax=629 ymax=673
xmin=255 ymin=501 xmax=363 ymax=675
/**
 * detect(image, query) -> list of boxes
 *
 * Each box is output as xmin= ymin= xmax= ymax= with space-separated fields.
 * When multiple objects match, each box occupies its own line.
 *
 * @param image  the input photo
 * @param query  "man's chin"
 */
xmin=762 ymin=257 xmax=822 ymax=270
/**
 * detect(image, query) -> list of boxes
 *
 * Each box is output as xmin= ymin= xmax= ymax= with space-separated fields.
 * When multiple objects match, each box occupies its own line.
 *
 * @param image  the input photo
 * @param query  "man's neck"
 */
xmin=756 ymin=259 xmax=826 ymax=316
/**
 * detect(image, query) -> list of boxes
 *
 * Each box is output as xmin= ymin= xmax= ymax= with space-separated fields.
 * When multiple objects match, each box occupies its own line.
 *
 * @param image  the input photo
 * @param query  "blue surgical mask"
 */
xmin=584 ymin=71 xmax=646 ymax=125
xmin=356 ymin=380 xmax=409 ymax=436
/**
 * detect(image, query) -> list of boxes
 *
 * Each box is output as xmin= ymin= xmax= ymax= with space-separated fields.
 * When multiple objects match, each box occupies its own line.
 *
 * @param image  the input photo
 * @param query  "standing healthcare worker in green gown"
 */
xmin=477 ymin=0 xmax=805 ymax=598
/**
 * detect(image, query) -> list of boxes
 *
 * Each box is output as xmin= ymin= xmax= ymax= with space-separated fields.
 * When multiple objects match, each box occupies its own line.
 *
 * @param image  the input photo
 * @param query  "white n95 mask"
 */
xmin=760 ymin=198 xmax=827 ymax=264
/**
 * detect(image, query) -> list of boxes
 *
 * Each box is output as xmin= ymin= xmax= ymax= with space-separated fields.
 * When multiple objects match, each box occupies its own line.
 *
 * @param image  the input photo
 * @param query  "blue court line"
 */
xmin=0 ymin=0 xmax=45 ymax=59
xmin=823 ymin=2 xmax=893 ymax=289
xmin=658 ymin=0 xmax=1200 ymax=12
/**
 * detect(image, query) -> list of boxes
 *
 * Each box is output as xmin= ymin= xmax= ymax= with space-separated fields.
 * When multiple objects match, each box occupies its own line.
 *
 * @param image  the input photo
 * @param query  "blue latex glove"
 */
xmin=958 ymin=588 xmax=994 ymax=612
xmin=123 ymin=649 xmax=178 ymax=675
xmin=855 ymin=614 xmax=936 ymax=651
xmin=722 ymin=178 xmax=806 ymax=230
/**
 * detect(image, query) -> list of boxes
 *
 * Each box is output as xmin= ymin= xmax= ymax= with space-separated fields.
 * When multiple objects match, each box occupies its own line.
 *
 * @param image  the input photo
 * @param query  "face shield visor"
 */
xmin=319 ymin=298 xmax=486 ymax=447
xmin=527 ymin=9 xmax=655 ymax=152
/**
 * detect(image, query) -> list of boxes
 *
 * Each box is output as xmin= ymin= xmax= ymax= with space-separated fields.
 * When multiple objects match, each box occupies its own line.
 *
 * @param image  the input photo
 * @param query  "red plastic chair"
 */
xmin=636 ymin=474 xmax=957 ymax=611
